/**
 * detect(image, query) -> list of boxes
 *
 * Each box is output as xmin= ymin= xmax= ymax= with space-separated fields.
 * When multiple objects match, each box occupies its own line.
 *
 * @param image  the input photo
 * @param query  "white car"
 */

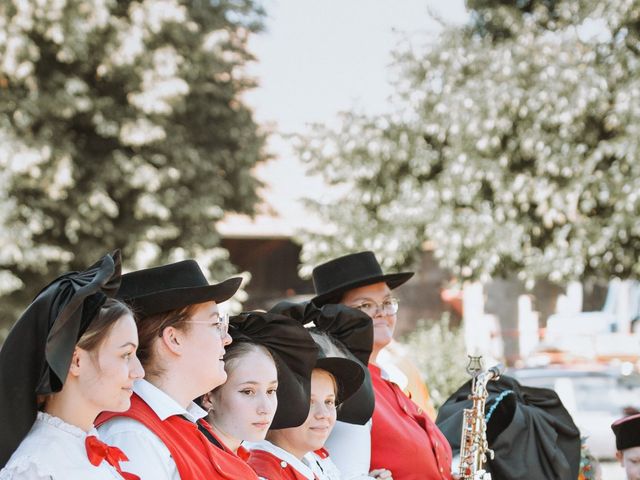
xmin=509 ymin=365 xmax=640 ymax=459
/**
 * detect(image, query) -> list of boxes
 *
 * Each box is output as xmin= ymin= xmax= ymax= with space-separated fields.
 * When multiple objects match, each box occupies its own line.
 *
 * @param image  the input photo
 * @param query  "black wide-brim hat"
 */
xmin=117 ymin=260 xmax=242 ymax=318
xmin=612 ymin=413 xmax=640 ymax=450
xmin=315 ymin=356 xmax=364 ymax=405
xmin=311 ymin=251 xmax=414 ymax=307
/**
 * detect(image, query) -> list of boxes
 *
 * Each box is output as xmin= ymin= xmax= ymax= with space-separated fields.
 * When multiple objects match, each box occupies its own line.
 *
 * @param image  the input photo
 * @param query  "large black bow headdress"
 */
xmin=0 ymin=251 xmax=122 ymax=467
xmin=269 ymin=301 xmax=375 ymax=425
xmin=229 ymin=310 xmax=319 ymax=429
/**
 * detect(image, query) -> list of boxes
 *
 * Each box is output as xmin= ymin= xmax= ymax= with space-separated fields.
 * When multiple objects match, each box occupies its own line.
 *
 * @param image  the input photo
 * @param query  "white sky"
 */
xmin=220 ymin=0 xmax=468 ymax=236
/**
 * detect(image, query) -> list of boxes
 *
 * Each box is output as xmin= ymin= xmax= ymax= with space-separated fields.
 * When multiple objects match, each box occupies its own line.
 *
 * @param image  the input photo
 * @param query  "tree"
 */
xmin=0 ymin=0 xmax=267 ymax=326
xmin=297 ymin=0 xmax=640 ymax=287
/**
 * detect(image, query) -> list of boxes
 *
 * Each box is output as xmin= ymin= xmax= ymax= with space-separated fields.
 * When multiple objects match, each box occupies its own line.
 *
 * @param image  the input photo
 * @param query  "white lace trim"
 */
xmin=36 ymin=411 xmax=89 ymax=439
xmin=0 ymin=455 xmax=52 ymax=479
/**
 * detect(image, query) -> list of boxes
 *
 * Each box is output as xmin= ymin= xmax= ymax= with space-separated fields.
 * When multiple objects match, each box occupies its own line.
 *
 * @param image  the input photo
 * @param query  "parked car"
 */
xmin=509 ymin=364 xmax=640 ymax=459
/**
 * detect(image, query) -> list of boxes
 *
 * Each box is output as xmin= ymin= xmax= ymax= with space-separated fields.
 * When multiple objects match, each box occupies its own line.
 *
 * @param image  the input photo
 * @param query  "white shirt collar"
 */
xmin=246 ymin=440 xmax=315 ymax=479
xmin=133 ymin=379 xmax=208 ymax=423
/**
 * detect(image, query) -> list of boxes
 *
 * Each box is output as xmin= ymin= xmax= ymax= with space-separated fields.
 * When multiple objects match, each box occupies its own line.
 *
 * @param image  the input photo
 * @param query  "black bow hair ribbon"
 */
xmin=228 ymin=311 xmax=319 ymax=429
xmin=269 ymin=300 xmax=375 ymax=425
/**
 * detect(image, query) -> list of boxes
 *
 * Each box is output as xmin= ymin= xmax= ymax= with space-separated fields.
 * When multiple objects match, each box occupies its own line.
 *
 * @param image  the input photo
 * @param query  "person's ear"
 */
xmin=201 ymin=392 xmax=215 ymax=412
xmin=68 ymin=347 xmax=83 ymax=377
xmin=616 ymin=450 xmax=624 ymax=467
xmin=160 ymin=326 xmax=183 ymax=355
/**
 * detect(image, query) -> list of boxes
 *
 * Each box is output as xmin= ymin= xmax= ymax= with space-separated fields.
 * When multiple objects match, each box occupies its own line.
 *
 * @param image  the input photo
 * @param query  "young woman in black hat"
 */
xmin=0 ymin=251 xmax=144 ymax=480
xmin=199 ymin=311 xmax=318 ymax=475
xmin=95 ymin=260 xmax=257 ymax=480
xmin=247 ymin=303 xmax=376 ymax=480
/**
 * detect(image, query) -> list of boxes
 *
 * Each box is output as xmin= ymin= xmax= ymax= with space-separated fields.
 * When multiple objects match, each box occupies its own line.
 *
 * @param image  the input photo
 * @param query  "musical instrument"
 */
xmin=458 ymin=356 xmax=504 ymax=480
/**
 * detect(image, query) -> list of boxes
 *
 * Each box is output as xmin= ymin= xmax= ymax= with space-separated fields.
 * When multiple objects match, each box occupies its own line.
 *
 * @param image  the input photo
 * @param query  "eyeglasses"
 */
xmin=349 ymin=297 xmax=399 ymax=317
xmin=185 ymin=313 xmax=229 ymax=336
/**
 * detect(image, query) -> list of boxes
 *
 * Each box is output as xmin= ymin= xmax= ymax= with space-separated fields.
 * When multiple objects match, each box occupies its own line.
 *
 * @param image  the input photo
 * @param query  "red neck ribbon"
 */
xmin=85 ymin=435 xmax=140 ymax=480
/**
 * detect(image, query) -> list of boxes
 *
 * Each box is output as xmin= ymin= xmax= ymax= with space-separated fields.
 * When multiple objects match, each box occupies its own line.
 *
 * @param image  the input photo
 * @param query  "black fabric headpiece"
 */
xmin=228 ymin=311 xmax=319 ymax=429
xmin=612 ymin=413 xmax=640 ymax=451
xmin=116 ymin=259 xmax=242 ymax=319
xmin=0 ymin=251 xmax=122 ymax=467
xmin=436 ymin=374 xmax=581 ymax=480
xmin=269 ymin=301 xmax=375 ymax=425
xmin=311 ymin=251 xmax=414 ymax=307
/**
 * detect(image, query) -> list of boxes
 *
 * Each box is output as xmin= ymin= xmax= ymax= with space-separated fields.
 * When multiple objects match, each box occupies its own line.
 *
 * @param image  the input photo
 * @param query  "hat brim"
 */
xmin=121 ymin=277 xmax=242 ymax=318
xmin=315 ymin=357 xmax=365 ymax=405
xmin=311 ymin=272 xmax=414 ymax=307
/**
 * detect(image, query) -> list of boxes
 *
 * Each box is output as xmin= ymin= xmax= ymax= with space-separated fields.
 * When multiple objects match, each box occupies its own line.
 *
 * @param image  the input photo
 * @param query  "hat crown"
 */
xmin=312 ymin=251 xmax=384 ymax=296
xmin=118 ymin=260 xmax=207 ymax=300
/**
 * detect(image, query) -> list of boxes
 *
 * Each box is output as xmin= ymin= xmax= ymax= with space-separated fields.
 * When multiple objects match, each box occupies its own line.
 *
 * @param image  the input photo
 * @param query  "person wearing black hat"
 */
xmin=311 ymin=251 xmax=453 ymax=480
xmin=269 ymin=300 xmax=391 ymax=480
xmin=199 ymin=311 xmax=318 ymax=477
xmin=0 ymin=251 xmax=144 ymax=479
xmin=612 ymin=413 xmax=640 ymax=480
xmin=247 ymin=318 xmax=366 ymax=480
xmin=95 ymin=260 xmax=244 ymax=480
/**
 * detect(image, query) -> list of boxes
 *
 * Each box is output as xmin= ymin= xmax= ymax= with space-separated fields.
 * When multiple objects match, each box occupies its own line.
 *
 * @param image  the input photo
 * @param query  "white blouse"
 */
xmin=305 ymin=450 xmax=341 ymax=480
xmin=0 ymin=412 xmax=125 ymax=480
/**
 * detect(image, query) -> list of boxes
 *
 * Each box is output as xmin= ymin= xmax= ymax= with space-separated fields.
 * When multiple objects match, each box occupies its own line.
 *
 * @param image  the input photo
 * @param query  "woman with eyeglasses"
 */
xmin=199 ymin=311 xmax=318 ymax=475
xmin=96 ymin=260 xmax=257 ymax=480
xmin=311 ymin=252 xmax=454 ymax=480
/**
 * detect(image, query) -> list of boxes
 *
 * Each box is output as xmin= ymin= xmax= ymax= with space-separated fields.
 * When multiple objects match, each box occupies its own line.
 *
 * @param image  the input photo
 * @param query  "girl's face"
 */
xmin=269 ymin=369 xmax=337 ymax=459
xmin=75 ymin=313 xmax=144 ymax=413
xmin=208 ymin=348 xmax=278 ymax=448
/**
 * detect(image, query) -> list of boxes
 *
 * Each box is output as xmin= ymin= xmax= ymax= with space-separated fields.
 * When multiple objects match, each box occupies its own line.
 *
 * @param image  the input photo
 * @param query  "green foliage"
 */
xmin=0 ymin=0 xmax=267 ymax=325
xmin=403 ymin=315 xmax=468 ymax=409
xmin=297 ymin=0 xmax=640 ymax=286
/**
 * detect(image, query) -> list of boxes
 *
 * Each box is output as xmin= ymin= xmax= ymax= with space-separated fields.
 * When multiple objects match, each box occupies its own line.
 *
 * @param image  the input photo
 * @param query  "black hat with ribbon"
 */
xmin=311 ymin=251 xmax=414 ymax=307
xmin=116 ymin=259 xmax=242 ymax=319
xmin=229 ymin=311 xmax=319 ymax=429
xmin=0 ymin=251 xmax=122 ymax=467
xmin=269 ymin=301 xmax=375 ymax=425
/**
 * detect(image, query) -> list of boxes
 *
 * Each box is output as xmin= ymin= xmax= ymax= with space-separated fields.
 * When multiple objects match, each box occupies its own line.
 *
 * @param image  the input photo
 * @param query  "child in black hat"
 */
xmin=612 ymin=413 xmax=640 ymax=480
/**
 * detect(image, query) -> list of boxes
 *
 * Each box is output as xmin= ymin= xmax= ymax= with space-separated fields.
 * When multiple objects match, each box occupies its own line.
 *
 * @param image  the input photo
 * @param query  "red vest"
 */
xmin=96 ymin=394 xmax=258 ymax=480
xmin=247 ymin=449 xmax=317 ymax=480
xmin=369 ymin=364 xmax=453 ymax=480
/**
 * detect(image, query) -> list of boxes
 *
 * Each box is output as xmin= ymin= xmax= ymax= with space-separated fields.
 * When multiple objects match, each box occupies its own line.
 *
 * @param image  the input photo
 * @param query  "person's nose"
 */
xmin=257 ymin=393 xmax=274 ymax=415
xmin=222 ymin=331 xmax=232 ymax=346
xmin=313 ymin=402 xmax=331 ymax=419
xmin=131 ymin=355 xmax=145 ymax=379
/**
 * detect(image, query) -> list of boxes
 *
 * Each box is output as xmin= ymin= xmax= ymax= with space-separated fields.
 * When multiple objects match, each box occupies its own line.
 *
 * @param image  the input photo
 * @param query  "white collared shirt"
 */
xmin=0 ymin=412 xmax=124 ymax=480
xmin=97 ymin=379 xmax=208 ymax=480
xmin=304 ymin=450 xmax=342 ymax=480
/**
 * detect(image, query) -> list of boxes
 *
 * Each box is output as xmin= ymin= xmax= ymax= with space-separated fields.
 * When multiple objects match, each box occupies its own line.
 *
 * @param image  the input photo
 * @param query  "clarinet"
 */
xmin=458 ymin=356 xmax=504 ymax=480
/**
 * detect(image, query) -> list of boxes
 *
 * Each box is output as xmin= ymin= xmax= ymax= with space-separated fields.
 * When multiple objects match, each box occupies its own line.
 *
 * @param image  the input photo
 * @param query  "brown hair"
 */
xmin=76 ymin=298 xmax=133 ymax=351
xmin=204 ymin=341 xmax=276 ymax=410
xmin=134 ymin=304 xmax=199 ymax=377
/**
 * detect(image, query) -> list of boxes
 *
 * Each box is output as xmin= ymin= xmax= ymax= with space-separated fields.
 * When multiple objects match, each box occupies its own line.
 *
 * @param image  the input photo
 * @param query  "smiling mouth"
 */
xmin=309 ymin=426 xmax=329 ymax=432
